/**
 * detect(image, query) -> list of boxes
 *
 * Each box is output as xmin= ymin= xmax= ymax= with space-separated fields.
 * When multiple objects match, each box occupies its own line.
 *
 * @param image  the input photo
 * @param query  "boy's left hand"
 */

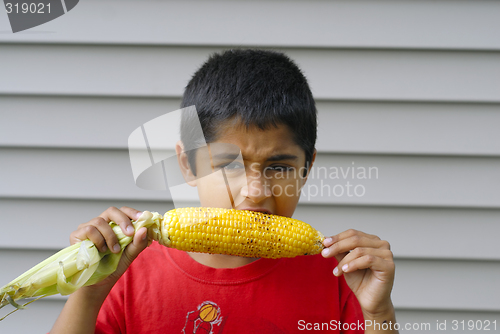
xmin=321 ymin=229 xmax=396 ymax=318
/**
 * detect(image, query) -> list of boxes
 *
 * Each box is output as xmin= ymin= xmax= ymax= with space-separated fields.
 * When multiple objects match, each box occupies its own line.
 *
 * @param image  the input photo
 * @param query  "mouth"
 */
xmin=239 ymin=208 xmax=273 ymax=215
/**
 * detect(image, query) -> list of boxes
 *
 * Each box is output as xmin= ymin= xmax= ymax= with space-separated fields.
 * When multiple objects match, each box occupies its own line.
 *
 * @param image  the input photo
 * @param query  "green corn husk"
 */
xmin=0 ymin=211 xmax=162 ymax=320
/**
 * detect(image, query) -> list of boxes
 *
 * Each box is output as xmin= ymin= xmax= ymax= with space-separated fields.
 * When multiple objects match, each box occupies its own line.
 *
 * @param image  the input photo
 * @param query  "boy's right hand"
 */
xmin=50 ymin=206 xmax=148 ymax=334
xmin=69 ymin=206 xmax=148 ymax=293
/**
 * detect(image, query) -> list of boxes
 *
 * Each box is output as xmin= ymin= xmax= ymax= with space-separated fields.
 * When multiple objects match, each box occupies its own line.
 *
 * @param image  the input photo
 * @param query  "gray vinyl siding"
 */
xmin=1 ymin=1 xmax=499 ymax=333
xmin=4 ymin=96 xmax=500 ymax=156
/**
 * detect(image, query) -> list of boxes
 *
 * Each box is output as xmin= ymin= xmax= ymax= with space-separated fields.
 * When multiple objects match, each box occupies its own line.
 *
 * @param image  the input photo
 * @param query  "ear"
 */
xmin=302 ymin=149 xmax=316 ymax=185
xmin=175 ymin=141 xmax=197 ymax=187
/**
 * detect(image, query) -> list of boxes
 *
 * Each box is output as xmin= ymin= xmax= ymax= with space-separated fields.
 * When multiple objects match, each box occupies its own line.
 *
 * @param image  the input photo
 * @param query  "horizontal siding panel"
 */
xmin=394 ymin=309 xmax=500 ymax=333
xmin=0 ymin=1 xmax=499 ymax=50
xmin=2 ymin=148 xmax=500 ymax=208
xmin=0 ymin=96 xmax=182 ymax=149
xmin=1 ymin=45 xmax=500 ymax=102
xmin=1 ymin=250 xmax=498 ymax=311
xmin=303 ymin=154 xmax=500 ymax=207
xmin=294 ymin=205 xmax=500 ymax=261
xmin=392 ymin=259 xmax=500 ymax=311
xmin=0 ymin=198 xmax=175 ymax=250
xmin=0 ymin=299 xmax=64 ymax=334
xmin=315 ymin=101 xmax=500 ymax=156
xmin=1 ymin=199 xmax=499 ymax=261
xmin=2 ymin=97 xmax=500 ymax=156
xmin=0 ymin=147 xmax=159 ymax=201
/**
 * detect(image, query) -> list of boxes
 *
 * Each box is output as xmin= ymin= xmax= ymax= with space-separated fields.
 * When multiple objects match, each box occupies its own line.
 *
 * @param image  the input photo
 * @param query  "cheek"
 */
xmin=271 ymin=178 xmax=304 ymax=217
xmin=196 ymin=177 xmax=235 ymax=208
xmin=274 ymin=193 xmax=300 ymax=218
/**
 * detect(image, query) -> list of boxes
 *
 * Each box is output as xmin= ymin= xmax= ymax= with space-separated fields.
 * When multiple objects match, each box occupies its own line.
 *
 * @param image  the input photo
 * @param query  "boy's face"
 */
xmin=179 ymin=121 xmax=315 ymax=218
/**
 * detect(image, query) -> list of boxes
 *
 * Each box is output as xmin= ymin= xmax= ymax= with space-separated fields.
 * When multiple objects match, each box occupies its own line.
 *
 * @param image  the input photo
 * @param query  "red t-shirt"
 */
xmin=95 ymin=241 xmax=364 ymax=333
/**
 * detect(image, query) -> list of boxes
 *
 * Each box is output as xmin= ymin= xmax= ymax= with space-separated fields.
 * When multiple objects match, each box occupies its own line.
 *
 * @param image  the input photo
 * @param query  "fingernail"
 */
xmin=333 ymin=267 xmax=339 ymax=276
xmin=126 ymin=226 xmax=135 ymax=234
xmin=321 ymin=248 xmax=330 ymax=257
xmin=136 ymin=211 xmax=143 ymax=219
xmin=342 ymin=264 xmax=349 ymax=272
xmin=101 ymin=245 xmax=107 ymax=252
xmin=113 ymin=244 xmax=121 ymax=253
xmin=323 ymin=237 xmax=332 ymax=246
xmin=142 ymin=232 xmax=147 ymax=241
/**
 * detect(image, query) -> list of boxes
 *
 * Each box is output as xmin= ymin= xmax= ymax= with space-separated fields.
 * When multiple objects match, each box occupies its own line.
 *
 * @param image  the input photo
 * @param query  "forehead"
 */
xmin=212 ymin=122 xmax=304 ymax=160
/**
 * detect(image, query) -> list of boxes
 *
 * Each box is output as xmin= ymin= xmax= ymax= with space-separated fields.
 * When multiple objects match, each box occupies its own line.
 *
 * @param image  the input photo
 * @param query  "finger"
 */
xmin=119 ymin=206 xmax=143 ymax=222
xmin=70 ymin=224 xmax=108 ymax=252
xmin=100 ymin=206 xmax=140 ymax=237
xmin=334 ymin=248 xmax=393 ymax=275
xmin=340 ymin=229 xmax=380 ymax=240
xmin=322 ymin=229 xmax=382 ymax=248
xmin=71 ymin=217 xmax=121 ymax=253
xmin=321 ymin=236 xmax=346 ymax=263
xmin=335 ymin=252 xmax=395 ymax=277
xmin=93 ymin=217 xmax=123 ymax=253
xmin=121 ymin=227 xmax=148 ymax=267
xmin=91 ymin=217 xmax=123 ymax=253
xmin=322 ymin=235 xmax=387 ymax=258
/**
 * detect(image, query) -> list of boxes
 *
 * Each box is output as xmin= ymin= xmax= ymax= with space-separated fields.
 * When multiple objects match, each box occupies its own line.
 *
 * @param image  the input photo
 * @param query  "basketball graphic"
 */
xmin=199 ymin=303 xmax=218 ymax=322
xmin=183 ymin=301 xmax=224 ymax=334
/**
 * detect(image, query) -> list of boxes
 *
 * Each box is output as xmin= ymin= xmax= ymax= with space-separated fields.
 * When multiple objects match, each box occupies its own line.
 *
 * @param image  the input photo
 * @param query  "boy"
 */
xmin=51 ymin=49 xmax=397 ymax=333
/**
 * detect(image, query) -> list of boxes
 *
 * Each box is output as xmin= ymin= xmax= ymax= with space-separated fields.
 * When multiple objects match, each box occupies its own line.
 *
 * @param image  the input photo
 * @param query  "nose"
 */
xmin=240 ymin=173 xmax=272 ymax=203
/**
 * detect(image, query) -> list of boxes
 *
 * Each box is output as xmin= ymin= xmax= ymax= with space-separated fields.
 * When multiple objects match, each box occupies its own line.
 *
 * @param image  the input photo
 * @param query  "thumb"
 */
xmin=121 ymin=227 xmax=148 ymax=266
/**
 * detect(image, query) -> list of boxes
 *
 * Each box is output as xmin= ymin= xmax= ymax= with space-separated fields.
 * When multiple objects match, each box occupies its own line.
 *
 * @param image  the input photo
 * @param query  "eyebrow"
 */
xmin=210 ymin=152 xmax=299 ymax=162
xmin=211 ymin=153 xmax=241 ymax=160
xmin=266 ymin=154 xmax=299 ymax=162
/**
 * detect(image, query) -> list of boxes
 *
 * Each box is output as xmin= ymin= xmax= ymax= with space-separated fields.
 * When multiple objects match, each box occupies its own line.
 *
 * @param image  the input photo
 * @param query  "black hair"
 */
xmin=180 ymin=49 xmax=317 ymax=176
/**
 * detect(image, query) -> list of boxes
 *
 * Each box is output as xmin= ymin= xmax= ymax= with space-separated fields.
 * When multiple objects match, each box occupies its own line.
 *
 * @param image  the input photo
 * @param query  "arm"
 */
xmin=322 ymin=229 xmax=399 ymax=334
xmin=50 ymin=206 xmax=148 ymax=334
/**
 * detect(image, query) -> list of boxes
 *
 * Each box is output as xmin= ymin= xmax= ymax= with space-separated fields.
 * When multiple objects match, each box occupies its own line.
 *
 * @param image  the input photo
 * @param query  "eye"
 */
xmin=266 ymin=165 xmax=294 ymax=172
xmin=220 ymin=161 xmax=244 ymax=170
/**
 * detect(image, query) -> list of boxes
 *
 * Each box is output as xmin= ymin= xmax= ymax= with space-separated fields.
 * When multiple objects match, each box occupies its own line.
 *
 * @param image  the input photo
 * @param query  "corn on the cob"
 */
xmin=151 ymin=207 xmax=325 ymax=259
xmin=1 ymin=208 xmax=324 ymax=319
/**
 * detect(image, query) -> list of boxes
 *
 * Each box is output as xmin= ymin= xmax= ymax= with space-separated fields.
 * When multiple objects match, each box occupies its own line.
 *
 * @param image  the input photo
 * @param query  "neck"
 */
xmin=187 ymin=252 xmax=259 ymax=268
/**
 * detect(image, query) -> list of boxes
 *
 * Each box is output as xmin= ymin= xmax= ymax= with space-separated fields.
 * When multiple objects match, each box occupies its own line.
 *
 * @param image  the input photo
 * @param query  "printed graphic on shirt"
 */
xmin=183 ymin=301 xmax=224 ymax=334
